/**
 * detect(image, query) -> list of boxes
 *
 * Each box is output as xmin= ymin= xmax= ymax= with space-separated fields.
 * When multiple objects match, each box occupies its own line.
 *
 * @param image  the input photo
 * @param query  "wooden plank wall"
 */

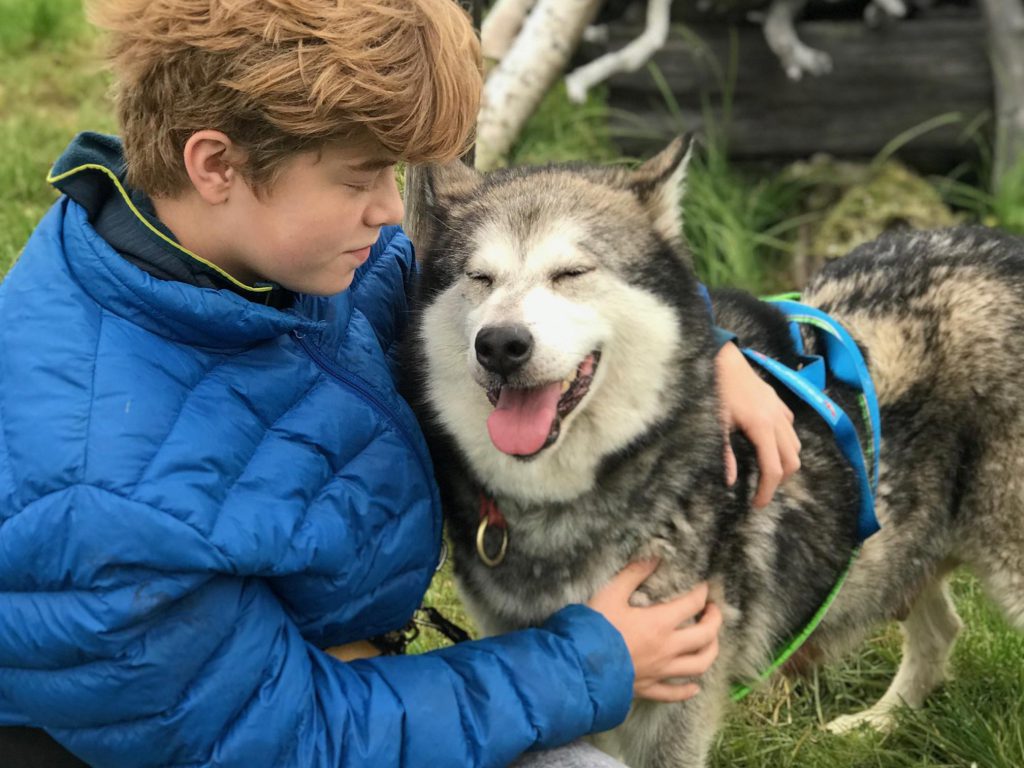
xmin=581 ymin=6 xmax=992 ymax=170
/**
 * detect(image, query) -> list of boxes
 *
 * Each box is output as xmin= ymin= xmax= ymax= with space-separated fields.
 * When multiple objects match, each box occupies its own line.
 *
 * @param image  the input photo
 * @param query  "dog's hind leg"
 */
xmin=962 ymin=479 xmax=1024 ymax=631
xmin=968 ymin=546 xmax=1024 ymax=631
xmin=825 ymin=573 xmax=962 ymax=734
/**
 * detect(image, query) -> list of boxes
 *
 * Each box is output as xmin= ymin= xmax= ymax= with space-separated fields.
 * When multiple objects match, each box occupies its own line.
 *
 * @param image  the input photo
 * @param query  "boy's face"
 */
xmin=219 ymin=140 xmax=404 ymax=295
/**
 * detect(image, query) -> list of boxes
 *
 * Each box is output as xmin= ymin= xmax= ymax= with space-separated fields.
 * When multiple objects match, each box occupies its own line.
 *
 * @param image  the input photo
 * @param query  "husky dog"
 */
xmin=403 ymin=139 xmax=1024 ymax=767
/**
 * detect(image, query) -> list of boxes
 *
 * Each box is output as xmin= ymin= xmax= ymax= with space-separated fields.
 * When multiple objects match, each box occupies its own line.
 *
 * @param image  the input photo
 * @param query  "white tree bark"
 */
xmin=978 ymin=0 xmax=1024 ymax=185
xmin=475 ymin=0 xmax=604 ymax=170
xmin=565 ymin=0 xmax=673 ymax=104
xmin=481 ymin=0 xmax=538 ymax=62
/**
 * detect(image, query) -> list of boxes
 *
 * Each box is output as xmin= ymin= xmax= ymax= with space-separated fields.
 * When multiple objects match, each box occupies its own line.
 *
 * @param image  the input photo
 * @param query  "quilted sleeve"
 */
xmin=0 ymin=485 xmax=633 ymax=768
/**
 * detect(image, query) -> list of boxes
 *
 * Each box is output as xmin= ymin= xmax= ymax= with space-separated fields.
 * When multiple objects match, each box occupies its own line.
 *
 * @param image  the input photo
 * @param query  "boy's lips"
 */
xmin=345 ymin=245 xmax=373 ymax=263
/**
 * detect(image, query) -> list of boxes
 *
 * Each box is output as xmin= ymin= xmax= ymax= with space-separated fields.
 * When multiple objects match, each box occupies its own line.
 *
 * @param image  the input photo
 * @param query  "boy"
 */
xmin=0 ymin=1 xmax=797 ymax=766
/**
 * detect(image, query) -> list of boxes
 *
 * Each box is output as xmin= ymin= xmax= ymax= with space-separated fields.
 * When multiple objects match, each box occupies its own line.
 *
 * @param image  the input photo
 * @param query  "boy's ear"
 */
xmin=628 ymin=134 xmax=695 ymax=246
xmin=182 ymin=130 xmax=244 ymax=204
xmin=403 ymin=160 xmax=483 ymax=253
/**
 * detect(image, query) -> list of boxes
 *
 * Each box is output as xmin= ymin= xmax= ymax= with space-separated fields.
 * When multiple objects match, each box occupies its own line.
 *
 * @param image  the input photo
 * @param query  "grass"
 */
xmin=683 ymin=138 xmax=809 ymax=294
xmin=0 ymin=0 xmax=114 ymax=276
xmin=2 ymin=4 xmax=1023 ymax=766
xmin=713 ymin=574 xmax=1024 ymax=767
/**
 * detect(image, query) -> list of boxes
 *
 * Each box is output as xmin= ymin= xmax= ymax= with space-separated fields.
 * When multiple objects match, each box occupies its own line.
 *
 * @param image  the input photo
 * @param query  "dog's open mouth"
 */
xmin=484 ymin=351 xmax=601 ymax=458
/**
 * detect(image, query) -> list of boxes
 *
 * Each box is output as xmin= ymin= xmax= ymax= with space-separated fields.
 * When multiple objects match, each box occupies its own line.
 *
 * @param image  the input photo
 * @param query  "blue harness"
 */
xmin=741 ymin=297 xmax=881 ymax=542
xmin=699 ymin=290 xmax=883 ymax=701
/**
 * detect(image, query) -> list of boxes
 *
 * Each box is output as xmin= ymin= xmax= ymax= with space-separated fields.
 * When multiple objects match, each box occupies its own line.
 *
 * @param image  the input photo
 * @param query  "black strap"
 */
xmin=368 ymin=606 xmax=472 ymax=655
xmin=0 ymin=726 xmax=90 ymax=768
xmin=416 ymin=606 xmax=473 ymax=644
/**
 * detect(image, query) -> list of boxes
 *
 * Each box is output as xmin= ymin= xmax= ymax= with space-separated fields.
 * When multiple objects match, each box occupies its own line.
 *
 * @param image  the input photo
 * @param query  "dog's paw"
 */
xmin=783 ymin=45 xmax=833 ymax=80
xmin=582 ymin=24 xmax=609 ymax=44
xmin=866 ymin=0 xmax=907 ymax=21
xmin=564 ymin=73 xmax=589 ymax=105
xmin=824 ymin=708 xmax=897 ymax=735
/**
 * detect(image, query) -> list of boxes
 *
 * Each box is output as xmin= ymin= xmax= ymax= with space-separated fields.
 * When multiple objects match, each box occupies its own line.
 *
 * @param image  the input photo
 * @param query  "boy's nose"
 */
xmin=366 ymin=173 xmax=404 ymax=227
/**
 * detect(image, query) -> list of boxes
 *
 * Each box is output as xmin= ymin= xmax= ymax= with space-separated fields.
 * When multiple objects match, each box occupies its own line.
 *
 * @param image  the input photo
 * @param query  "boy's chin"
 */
xmin=288 ymin=270 xmax=357 ymax=297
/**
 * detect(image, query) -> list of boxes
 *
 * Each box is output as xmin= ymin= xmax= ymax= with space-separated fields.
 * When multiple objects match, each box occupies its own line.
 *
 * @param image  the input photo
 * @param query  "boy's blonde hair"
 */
xmin=88 ymin=0 xmax=482 ymax=197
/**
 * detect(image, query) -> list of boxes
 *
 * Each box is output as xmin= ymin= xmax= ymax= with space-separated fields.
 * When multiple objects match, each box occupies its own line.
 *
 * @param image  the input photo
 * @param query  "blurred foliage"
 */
xmin=0 ymin=0 xmax=85 ymax=56
xmin=510 ymin=82 xmax=620 ymax=166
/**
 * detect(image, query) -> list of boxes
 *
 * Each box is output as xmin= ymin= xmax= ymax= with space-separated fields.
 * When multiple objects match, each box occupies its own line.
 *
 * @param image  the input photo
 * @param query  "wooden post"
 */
xmin=979 ymin=0 xmax=1024 ymax=184
xmin=582 ymin=11 xmax=993 ymax=171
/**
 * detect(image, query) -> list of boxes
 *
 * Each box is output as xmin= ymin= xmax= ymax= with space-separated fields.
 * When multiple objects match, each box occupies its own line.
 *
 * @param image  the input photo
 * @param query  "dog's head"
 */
xmin=409 ymin=137 xmax=715 ymax=501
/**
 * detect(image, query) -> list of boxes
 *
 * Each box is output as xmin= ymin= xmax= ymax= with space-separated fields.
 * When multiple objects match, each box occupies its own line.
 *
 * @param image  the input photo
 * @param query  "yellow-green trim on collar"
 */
xmin=46 ymin=163 xmax=273 ymax=294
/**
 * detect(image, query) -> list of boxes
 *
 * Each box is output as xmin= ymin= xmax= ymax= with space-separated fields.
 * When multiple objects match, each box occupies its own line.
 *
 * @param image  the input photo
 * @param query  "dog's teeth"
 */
xmin=561 ymin=379 xmax=571 ymax=394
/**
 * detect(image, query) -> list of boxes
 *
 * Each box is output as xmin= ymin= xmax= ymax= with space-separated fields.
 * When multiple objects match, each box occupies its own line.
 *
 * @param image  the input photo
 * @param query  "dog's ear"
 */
xmin=403 ymin=161 xmax=483 ymax=253
xmin=426 ymin=159 xmax=484 ymax=201
xmin=628 ymin=135 xmax=695 ymax=246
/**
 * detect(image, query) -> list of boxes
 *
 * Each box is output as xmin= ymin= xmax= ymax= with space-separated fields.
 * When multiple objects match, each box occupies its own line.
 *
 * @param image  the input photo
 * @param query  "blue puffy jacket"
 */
xmin=0 ymin=194 xmax=633 ymax=766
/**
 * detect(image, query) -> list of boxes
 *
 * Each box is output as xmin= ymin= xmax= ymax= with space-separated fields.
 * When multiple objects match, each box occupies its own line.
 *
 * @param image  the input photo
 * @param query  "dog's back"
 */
xmin=777 ymin=227 xmax=1024 ymax=733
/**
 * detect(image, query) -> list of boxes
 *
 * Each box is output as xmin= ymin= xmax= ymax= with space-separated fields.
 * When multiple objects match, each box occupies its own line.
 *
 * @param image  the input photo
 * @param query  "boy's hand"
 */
xmin=588 ymin=561 xmax=722 ymax=702
xmin=715 ymin=342 xmax=801 ymax=507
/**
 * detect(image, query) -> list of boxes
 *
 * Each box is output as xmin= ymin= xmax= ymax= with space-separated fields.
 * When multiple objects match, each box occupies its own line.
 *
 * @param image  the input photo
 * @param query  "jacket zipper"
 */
xmin=290 ymin=331 xmax=436 ymax=502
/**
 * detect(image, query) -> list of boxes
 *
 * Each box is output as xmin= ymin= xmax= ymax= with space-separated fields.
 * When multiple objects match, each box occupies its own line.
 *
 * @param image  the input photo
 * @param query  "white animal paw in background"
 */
xmin=869 ymin=0 xmax=908 ymax=19
xmin=565 ymin=72 xmax=590 ymax=104
xmin=782 ymin=43 xmax=833 ymax=80
xmin=864 ymin=0 xmax=908 ymax=26
xmin=582 ymin=23 xmax=609 ymax=44
xmin=824 ymin=707 xmax=898 ymax=735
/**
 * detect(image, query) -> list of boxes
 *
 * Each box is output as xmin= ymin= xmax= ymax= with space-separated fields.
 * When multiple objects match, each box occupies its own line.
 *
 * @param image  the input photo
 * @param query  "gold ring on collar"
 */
xmin=476 ymin=517 xmax=508 ymax=567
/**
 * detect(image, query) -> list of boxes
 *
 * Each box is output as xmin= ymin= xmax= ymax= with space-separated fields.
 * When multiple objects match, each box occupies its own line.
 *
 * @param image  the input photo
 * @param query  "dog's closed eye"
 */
xmin=552 ymin=267 xmax=594 ymax=283
xmin=465 ymin=271 xmax=494 ymax=288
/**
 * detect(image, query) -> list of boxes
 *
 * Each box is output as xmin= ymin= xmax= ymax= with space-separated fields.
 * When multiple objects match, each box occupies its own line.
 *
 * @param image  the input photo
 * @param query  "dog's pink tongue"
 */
xmin=487 ymin=382 xmax=562 ymax=455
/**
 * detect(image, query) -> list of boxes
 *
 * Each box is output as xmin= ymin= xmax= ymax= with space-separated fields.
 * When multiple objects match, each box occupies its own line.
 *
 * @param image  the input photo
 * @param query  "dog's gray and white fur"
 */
xmin=403 ymin=139 xmax=1024 ymax=767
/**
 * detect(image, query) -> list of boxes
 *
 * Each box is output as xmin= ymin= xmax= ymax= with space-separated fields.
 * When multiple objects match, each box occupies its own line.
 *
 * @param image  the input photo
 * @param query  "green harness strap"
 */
xmin=729 ymin=547 xmax=860 ymax=702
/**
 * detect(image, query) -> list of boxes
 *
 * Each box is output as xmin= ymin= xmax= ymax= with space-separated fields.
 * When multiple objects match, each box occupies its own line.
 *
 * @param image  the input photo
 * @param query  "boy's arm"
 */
xmin=698 ymin=283 xmax=801 ymax=505
xmin=2 ymin=485 xmax=632 ymax=768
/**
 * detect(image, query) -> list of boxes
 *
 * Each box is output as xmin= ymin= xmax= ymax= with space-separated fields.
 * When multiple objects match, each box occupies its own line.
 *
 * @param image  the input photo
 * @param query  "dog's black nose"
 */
xmin=475 ymin=325 xmax=534 ymax=376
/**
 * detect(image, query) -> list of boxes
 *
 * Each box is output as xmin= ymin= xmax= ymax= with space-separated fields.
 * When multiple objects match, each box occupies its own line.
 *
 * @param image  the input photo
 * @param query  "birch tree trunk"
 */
xmin=978 ymin=0 xmax=1024 ymax=185
xmin=481 ymin=0 xmax=538 ymax=62
xmin=475 ymin=0 xmax=604 ymax=171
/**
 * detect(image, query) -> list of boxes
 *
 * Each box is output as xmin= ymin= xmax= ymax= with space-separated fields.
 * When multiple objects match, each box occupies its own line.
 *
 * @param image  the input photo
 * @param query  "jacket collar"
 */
xmin=48 ymin=132 xmax=292 ymax=309
xmin=58 ymin=199 xmax=327 ymax=350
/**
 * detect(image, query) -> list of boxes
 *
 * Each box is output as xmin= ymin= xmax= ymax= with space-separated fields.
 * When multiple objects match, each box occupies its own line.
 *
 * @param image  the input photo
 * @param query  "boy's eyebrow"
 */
xmin=346 ymin=157 xmax=399 ymax=172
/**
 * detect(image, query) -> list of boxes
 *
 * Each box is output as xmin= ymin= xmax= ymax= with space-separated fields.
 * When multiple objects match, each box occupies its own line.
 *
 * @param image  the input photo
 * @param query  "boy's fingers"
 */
xmin=671 ymin=602 xmax=721 ymax=650
xmin=779 ymin=423 xmax=802 ymax=479
xmin=665 ymin=637 xmax=720 ymax=678
xmin=752 ymin=435 xmax=783 ymax=508
xmin=723 ymin=440 xmax=738 ymax=486
xmin=698 ymin=600 xmax=723 ymax=633
xmin=659 ymin=581 xmax=709 ymax=623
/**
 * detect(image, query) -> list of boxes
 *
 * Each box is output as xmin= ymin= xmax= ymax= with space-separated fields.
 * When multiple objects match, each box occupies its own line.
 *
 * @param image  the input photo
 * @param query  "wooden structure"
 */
xmin=581 ymin=5 xmax=995 ymax=172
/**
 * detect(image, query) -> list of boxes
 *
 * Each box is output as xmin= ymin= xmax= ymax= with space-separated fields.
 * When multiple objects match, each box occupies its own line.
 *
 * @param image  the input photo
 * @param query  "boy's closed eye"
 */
xmin=343 ymin=178 xmax=375 ymax=191
xmin=339 ymin=165 xmax=396 ymax=192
